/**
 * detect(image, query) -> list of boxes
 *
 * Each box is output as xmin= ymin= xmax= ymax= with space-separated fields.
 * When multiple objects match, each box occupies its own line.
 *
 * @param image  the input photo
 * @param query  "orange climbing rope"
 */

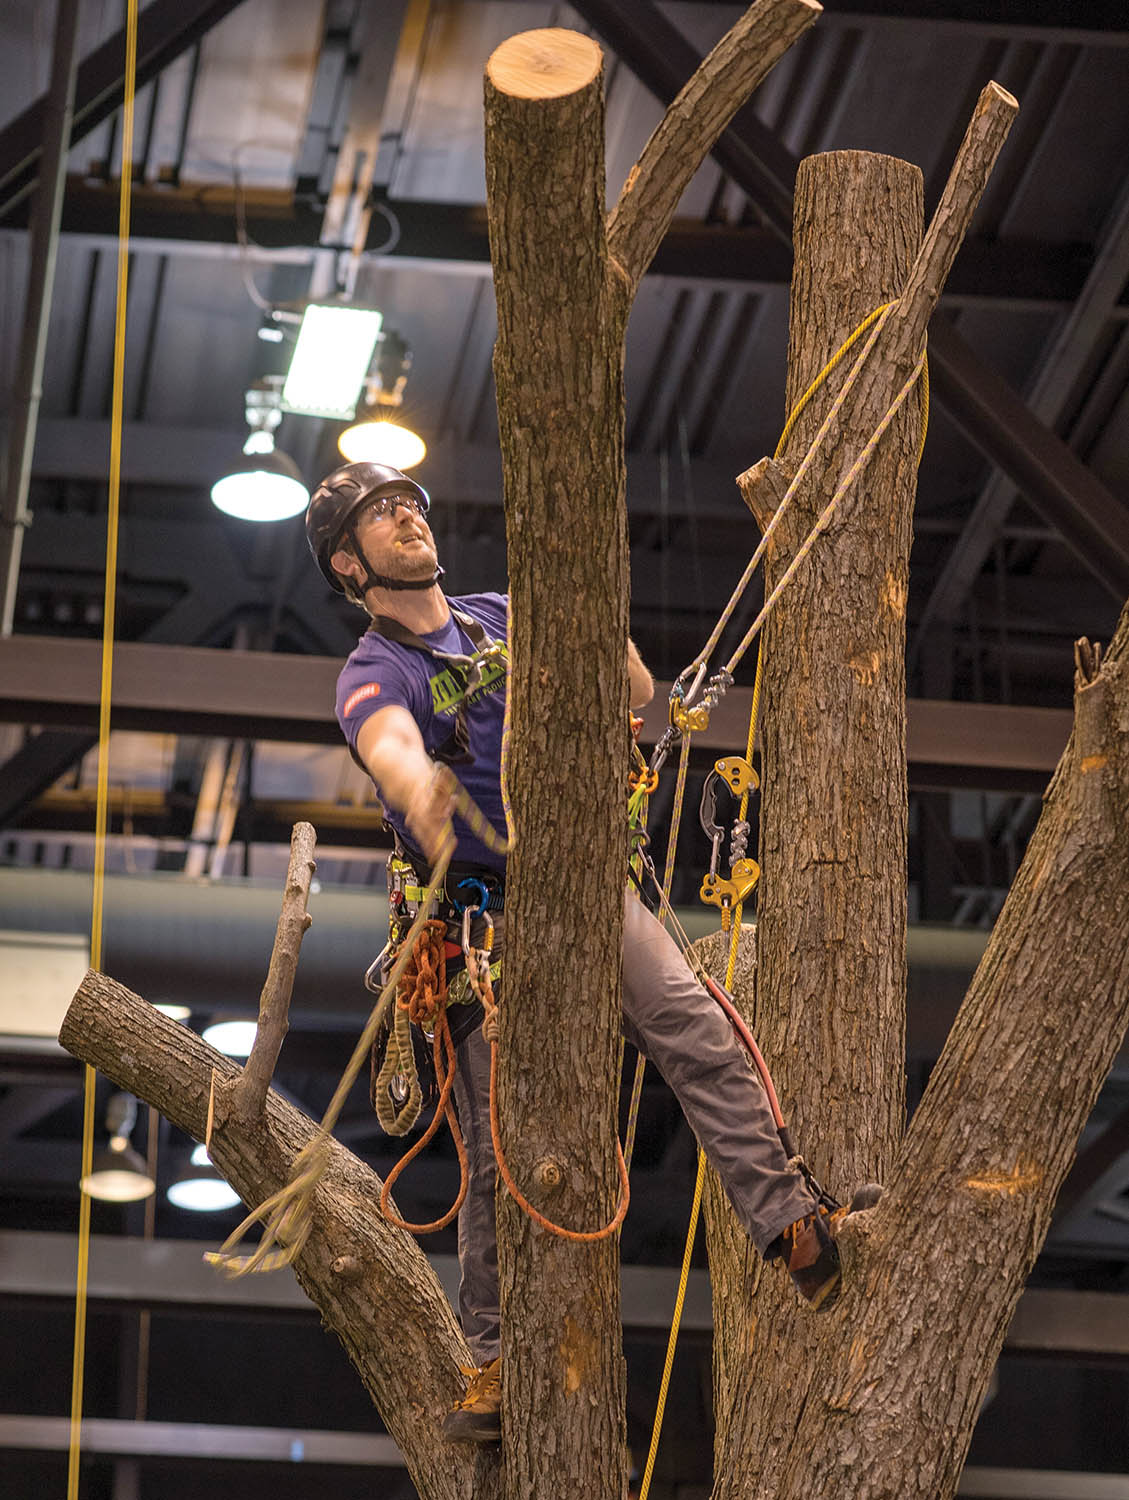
xmin=378 ymin=920 xmax=470 ymax=1234
xmin=471 ymin=921 xmax=630 ymax=1243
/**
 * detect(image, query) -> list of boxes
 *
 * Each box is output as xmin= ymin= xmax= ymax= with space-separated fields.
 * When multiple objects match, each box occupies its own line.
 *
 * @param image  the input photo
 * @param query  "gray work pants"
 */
xmin=450 ymin=891 xmax=818 ymax=1363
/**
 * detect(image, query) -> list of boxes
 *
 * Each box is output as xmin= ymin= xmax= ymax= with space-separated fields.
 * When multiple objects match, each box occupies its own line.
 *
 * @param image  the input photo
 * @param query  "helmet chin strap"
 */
xmin=347 ymin=525 xmax=444 ymax=593
xmin=364 ymin=564 xmax=445 ymax=592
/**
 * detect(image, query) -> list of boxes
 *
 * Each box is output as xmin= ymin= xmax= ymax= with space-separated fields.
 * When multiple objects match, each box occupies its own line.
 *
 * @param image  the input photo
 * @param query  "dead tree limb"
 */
xmin=607 ymin=0 xmax=821 ymax=293
xmin=228 ymin=820 xmax=316 ymax=1125
xmin=483 ymin=12 xmax=814 ymax=1497
xmin=59 ymin=971 xmax=500 ymax=1500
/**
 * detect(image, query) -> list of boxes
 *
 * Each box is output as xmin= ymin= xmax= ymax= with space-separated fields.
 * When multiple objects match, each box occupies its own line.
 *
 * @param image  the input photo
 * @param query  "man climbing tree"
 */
xmin=303 ymin=456 xmax=880 ymax=1440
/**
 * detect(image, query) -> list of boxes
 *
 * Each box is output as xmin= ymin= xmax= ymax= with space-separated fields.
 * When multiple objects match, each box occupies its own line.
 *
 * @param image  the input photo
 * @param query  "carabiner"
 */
xmin=672 ymin=661 xmax=708 ymax=711
xmin=452 ymin=876 xmax=489 ymax=916
xmin=364 ymin=942 xmax=391 ymax=994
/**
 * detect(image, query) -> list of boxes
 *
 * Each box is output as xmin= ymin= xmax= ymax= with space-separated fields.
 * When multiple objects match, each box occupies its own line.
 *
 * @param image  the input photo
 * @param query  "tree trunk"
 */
xmin=704 ymin=150 xmax=923 ymax=1499
xmin=484 ymin=30 xmax=630 ymax=1500
xmin=777 ymin=609 xmax=1129 ymax=1500
xmin=482 ymin=11 xmax=819 ymax=1495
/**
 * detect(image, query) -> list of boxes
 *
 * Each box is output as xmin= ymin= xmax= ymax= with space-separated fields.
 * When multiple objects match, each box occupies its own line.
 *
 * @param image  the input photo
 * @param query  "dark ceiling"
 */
xmin=1 ymin=1 xmax=1128 ymax=1495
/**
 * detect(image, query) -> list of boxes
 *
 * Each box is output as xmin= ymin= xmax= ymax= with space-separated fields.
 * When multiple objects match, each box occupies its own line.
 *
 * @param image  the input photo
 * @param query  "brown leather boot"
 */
xmin=775 ymin=1183 xmax=882 ymax=1310
xmin=442 ymin=1356 xmax=501 ymax=1442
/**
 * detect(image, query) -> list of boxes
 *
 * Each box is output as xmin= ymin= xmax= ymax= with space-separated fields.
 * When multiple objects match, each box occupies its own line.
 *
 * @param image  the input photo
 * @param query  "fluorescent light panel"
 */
xmin=282 ymin=304 xmax=383 ymax=420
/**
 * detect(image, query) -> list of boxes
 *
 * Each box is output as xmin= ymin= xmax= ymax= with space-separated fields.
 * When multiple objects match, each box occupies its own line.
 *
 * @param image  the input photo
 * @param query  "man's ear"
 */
xmin=331 ymin=546 xmax=361 ymax=585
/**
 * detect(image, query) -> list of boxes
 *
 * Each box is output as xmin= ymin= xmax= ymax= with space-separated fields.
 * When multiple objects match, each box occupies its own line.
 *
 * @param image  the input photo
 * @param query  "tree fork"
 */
xmin=785 ymin=603 xmax=1129 ymax=1500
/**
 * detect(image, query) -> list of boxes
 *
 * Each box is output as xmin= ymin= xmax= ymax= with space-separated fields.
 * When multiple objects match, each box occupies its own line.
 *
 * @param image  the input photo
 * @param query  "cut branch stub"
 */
xmin=891 ymin=80 xmax=1017 ymax=367
xmin=230 ymin=819 xmax=317 ymax=1125
xmin=486 ymin=27 xmax=601 ymax=99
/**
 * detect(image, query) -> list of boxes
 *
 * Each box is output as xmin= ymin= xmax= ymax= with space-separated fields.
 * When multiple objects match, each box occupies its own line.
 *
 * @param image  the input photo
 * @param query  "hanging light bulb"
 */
xmin=167 ymin=1161 xmax=240 ymax=1213
xmin=211 ymin=383 xmax=308 ymax=522
xmin=338 ymin=417 xmax=426 ymax=469
xmin=338 ymin=328 xmax=426 ymax=468
xmin=80 ymin=1092 xmax=156 ymax=1203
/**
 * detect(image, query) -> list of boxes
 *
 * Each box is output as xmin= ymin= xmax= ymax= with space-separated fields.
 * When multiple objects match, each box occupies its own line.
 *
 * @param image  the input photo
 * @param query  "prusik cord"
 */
xmin=69 ymin=4 xmax=139 ymax=1495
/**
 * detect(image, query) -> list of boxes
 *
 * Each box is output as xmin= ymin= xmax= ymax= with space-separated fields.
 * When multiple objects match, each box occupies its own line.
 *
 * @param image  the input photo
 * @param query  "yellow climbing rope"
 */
xmin=69 ymin=6 xmax=139 ymax=1495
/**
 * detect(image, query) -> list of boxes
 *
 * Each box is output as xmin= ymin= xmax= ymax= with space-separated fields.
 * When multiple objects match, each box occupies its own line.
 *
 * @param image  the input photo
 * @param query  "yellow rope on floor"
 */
xmin=69 ymin=5 xmax=138 ymax=1495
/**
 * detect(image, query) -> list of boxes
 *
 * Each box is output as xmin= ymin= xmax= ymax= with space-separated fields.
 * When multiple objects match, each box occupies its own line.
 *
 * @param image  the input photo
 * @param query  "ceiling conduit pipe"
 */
xmin=0 ymin=0 xmax=82 ymax=636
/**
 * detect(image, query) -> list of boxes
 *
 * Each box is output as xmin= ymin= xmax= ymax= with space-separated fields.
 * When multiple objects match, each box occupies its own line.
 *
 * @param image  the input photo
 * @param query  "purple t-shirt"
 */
xmin=336 ymin=593 xmax=510 ymax=873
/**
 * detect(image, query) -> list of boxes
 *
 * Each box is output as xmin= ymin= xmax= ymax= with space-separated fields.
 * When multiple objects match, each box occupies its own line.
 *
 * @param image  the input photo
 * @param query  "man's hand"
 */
xmin=404 ymin=763 xmax=458 ymax=866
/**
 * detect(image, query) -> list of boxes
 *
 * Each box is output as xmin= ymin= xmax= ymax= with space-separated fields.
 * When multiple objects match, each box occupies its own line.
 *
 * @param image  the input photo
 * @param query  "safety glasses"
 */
xmin=356 ymin=491 xmax=430 ymax=526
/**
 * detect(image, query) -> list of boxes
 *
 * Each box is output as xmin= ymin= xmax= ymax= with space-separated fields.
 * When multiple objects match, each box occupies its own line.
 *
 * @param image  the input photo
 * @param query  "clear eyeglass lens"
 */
xmin=360 ymin=492 xmax=426 ymax=524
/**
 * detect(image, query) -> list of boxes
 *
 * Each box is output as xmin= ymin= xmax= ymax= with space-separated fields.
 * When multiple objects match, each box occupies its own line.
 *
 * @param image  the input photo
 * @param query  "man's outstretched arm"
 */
xmin=356 ymin=705 xmax=455 ymax=864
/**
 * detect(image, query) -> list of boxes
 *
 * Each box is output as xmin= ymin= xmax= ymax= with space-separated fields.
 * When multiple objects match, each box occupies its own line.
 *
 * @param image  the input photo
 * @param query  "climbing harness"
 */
xmin=365 ymin=608 xmax=508 ymax=766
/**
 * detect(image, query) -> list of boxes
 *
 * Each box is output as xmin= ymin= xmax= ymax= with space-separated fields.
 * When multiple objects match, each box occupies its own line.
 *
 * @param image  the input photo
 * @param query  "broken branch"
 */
xmin=607 ymin=0 xmax=821 ymax=294
xmin=230 ymin=820 xmax=316 ymax=1124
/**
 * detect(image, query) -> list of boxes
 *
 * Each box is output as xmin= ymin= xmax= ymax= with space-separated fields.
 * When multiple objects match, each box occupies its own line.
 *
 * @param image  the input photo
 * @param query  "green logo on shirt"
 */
xmin=430 ymin=659 xmax=506 ymax=716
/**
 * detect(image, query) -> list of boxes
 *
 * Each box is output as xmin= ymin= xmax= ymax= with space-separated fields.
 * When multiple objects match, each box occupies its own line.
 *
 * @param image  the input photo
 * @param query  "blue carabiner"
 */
xmin=452 ymin=876 xmax=489 ymax=917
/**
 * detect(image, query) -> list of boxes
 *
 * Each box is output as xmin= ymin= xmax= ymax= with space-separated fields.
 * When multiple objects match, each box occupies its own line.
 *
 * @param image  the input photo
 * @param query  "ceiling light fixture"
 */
xmin=79 ymin=1093 xmax=156 ymax=1203
xmin=282 ymin=303 xmax=384 ymax=420
xmin=202 ymin=1019 xmax=259 ymax=1057
xmin=337 ymin=329 xmax=426 ymax=468
xmin=338 ymin=418 xmax=426 ymax=470
xmin=211 ymin=382 xmax=309 ymax=522
xmin=167 ymin=1162 xmax=240 ymax=1213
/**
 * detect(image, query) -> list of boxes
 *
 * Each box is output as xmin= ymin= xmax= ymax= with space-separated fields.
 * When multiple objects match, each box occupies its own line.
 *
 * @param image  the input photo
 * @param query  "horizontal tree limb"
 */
xmin=59 ymin=970 xmax=499 ymax=1500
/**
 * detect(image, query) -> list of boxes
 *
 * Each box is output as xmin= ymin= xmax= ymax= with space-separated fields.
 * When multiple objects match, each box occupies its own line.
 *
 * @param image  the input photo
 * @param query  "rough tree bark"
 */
xmin=693 ymin=83 xmax=1129 ymax=1500
xmin=706 ymin=148 xmax=924 ymax=1500
xmin=56 ymin=19 xmax=1120 ymax=1500
xmin=59 ymin=970 xmax=499 ymax=1500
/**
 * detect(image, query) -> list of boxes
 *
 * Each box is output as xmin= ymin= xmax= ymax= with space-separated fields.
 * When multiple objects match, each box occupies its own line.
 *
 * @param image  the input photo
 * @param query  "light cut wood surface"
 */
xmin=486 ymin=28 xmax=601 ymax=100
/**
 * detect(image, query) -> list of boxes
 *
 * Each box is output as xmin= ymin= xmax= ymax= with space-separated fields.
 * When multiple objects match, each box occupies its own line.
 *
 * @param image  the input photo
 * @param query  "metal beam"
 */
xmin=0 ymin=728 xmax=97 ymax=826
xmin=0 ymin=1231 xmax=1125 ymax=1354
xmin=549 ymin=0 xmax=1129 ymax=38
xmin=6 ymin=181 xmax=1104 ymax=308
xmin=569 ymin=0 xmax=1129 ymax=601
xmin=0 ymin=1414 xmax=403 ymax=1467
xmin=0 ymin=0 xmax=250 ymax=222
xmin=918 ymin=176 xmax=1129 ymax=633
xmin=0 ymin=0 xmax=81 ymax=637
xmin=0 ymin=634 xmax=1074 ymax=773
xmin=1052 ymin=1099 xmax=1129 ymax=1226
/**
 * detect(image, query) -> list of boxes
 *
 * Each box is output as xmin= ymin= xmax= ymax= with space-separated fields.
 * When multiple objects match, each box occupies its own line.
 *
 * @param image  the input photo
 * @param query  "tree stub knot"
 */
xmin=331 ymin=1254 xmax=364 ymax=1282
